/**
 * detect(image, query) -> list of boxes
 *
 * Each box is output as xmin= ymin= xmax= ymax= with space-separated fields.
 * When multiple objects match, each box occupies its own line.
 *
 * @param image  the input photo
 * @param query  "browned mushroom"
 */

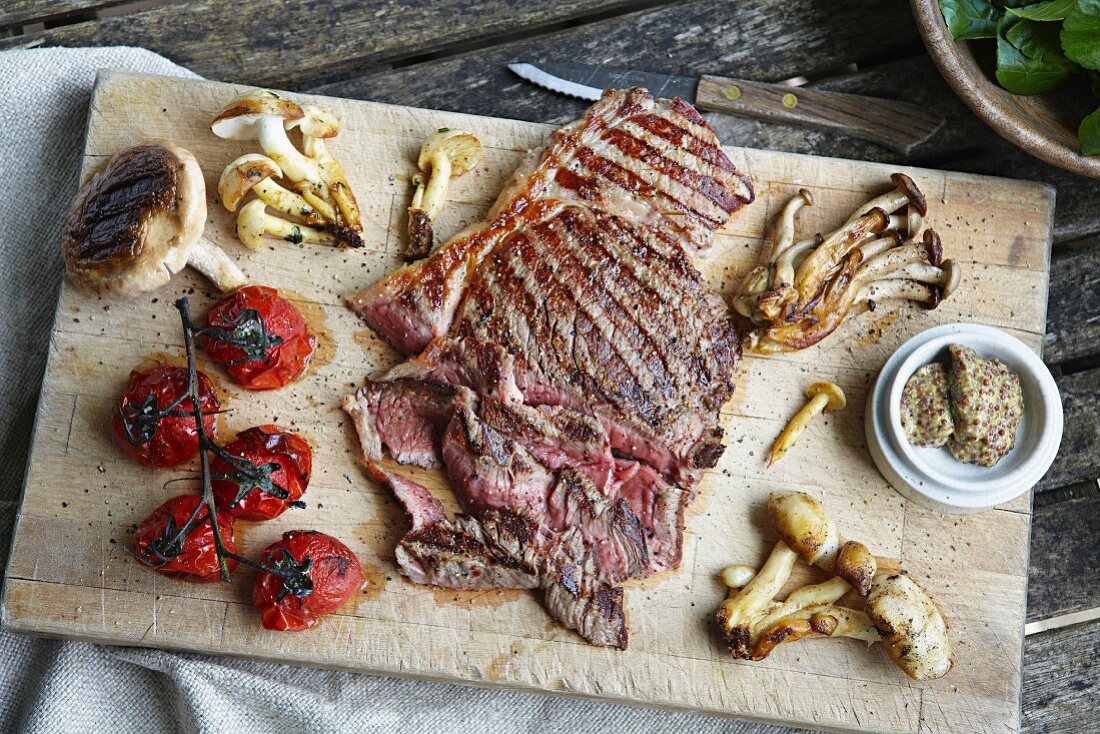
xmin=405 ymin=128 xmax=483 ymax=260
xmin=714 ymin=491 xmax=954 ymax=680
xmin=735 ymin=174 xmax=961 ymax=354
xmin=212 ymin=91 xmax=363 ymax=248
xmin=716 ymin=492 xmax=880 ymax=661
xmin=287 ymin=105 xmax=364 ymax=246
xmin=62 ymin=142 xmax=246 ymax=296
xmin=767 ymin=382 xmax=847 ymax=467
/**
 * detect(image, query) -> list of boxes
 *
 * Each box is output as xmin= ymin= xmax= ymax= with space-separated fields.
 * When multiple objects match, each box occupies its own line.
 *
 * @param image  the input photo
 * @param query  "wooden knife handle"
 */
xmin=696 ymin=74 xmax=943 ymax=155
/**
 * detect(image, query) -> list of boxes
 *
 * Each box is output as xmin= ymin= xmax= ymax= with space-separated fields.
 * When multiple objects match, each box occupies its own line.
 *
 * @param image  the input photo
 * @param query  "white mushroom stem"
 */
xmin=857 ymin=242 xmax=935 ymax=281
xmin=856 ymin=231 xmax=903 ymax=261
xmin=907 ymin=203 xmax=923 ymax=237
xmin=753 ymin=576 xmax=852 ymax=632
xmin=256 ymin=118 xmax=322 ymax=184
xmin=296 ymin=182 xmax=337 ymax=221
xmin=304 ymin=140 xmax=361 ymax=229
xmin=256 ymin=180 xmax=318 ymax=222
xmin=856 ymin=259 xmax=959 ymax=305
xmin=185 ymin=238 xmax=247 ymax=292
xmin=859 ymin=279 xmax=939 ymax=306
xmin=236 ymin=199 xmax=334 ymax=250
xmin=717 ymin=541 xmax=797 ymax=631
xmin=766 ymin=188 xmax=813 ymax=263
xmin=421 ymin=151 xmax=453 ymax=220
xmin=771 ymin=236 xmax=821 ymax=291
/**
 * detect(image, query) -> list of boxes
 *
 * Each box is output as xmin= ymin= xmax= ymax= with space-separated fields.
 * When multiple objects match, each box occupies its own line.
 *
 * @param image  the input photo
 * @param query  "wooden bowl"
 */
xmin=911 ymin=0 xmax=1100 ymax=179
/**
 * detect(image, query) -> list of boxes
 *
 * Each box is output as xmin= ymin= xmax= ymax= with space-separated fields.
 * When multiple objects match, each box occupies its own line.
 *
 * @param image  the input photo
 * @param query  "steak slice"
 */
xmin=546 ymin=468 xmax=649 ymax=583
xmin=343 ymin=378 xmax=472 ymax=469
xmin=607 ymin=460 xmax=687 ymax=574
xmin=441 ymin=401 xmax=556 ymax=515
xmin=371 ymin=465 xmax=630 ymax=648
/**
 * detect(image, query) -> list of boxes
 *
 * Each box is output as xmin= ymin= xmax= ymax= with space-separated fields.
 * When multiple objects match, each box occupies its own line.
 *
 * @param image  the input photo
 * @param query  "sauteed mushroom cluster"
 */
xmin=715 ymin=491 xmax=955 ymax=681
xmin=734 ymin=174 xmax=961 ymax=353
xmin=212 ymin=90 xmax=364 ymax=250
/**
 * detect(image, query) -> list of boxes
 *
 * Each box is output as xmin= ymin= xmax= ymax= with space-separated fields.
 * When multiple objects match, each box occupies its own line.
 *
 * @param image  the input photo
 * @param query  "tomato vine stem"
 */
xmin=163 ymin=297 xmax=312 ymax=593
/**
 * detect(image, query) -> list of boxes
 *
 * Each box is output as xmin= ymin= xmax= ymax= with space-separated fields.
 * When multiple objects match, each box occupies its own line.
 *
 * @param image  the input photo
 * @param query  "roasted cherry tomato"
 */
xmin=202 ymin=285 xmax=315 ymax=390
xmin=112 ymin=365 xmax=219 ymax=468
xmin=133 ymin=495 xmax=238 ymax=581
xmin=252 ymin=530 xmax=363 ymax=631
xmin=211 ymin=425 xmax=313 ymax=520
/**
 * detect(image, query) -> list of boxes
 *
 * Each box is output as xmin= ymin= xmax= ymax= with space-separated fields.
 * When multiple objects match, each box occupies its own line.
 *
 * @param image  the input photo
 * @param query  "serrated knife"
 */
xmin=509 ymin=62 xmax=943 ymax=156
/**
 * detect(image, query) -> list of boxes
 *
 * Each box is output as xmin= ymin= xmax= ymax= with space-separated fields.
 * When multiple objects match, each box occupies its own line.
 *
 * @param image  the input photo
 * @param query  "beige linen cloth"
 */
xmin=0 ymin=46 xmax=803 ymax=734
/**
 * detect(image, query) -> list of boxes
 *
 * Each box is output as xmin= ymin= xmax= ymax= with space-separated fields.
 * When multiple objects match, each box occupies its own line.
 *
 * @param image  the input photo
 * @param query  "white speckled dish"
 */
xmin=865 ymin=323 xmax=1063 ymax=513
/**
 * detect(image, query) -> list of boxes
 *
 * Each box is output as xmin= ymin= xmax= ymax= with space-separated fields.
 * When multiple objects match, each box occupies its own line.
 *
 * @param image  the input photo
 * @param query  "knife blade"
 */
xmin=509 ymin=62 xmax=943 ymax=156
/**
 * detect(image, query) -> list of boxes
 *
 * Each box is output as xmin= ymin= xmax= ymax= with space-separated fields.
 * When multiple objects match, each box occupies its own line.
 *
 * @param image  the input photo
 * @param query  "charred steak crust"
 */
xmin=346 ymin=88 xmax=752 ymax=648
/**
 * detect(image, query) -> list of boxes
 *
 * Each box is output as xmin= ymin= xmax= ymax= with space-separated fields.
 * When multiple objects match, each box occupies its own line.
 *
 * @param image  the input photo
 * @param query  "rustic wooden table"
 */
xmin=1 ymin=1 xmax=1096 ymax=732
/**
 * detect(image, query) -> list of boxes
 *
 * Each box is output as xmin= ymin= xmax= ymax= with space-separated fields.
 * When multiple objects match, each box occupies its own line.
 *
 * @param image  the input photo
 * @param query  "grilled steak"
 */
xmin=345 ymin=88 xmax=752 ymax=647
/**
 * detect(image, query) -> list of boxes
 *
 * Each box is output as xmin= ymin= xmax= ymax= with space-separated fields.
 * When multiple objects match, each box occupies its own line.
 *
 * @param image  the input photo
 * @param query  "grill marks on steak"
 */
xmin=348 ymin=88 xmax=751 ymax=356
xmin=345 ymin=88 xmax=752 ymax=647
xmin=454 ymin=205 xmax=738 ymax=469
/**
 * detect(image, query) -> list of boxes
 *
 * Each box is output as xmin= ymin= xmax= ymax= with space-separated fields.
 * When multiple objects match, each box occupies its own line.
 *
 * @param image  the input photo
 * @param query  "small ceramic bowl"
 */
xmin=865 ymin=323 xmax=1062 ymax=513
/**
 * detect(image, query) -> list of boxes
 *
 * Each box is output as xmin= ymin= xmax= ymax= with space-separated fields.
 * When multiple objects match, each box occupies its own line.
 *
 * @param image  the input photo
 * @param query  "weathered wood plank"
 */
xmin=1022 ymin=621 xmax=1100 ymax=734
xmin=319 ymin=42 xmax=1100 ymax=247
xmin=1027 ymin=487 xmax=1100 ymax=622
xmin=0 ymin=0 xmax=118 ymax=28
xmin=1037 ymin=368 xmax=1100 ymax=491
xmin=0 ymin=0 xmax=660 ymax=87
xmin=316 ymin=0 xmax=924 ymax=121
xmin=1044 ymin=244 xmax=1100 ymax=364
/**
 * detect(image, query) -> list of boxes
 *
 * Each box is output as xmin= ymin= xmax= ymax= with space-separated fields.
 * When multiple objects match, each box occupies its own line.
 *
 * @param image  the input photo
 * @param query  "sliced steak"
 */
xmin=441 ymin=402 xmax=556 ymax=515
xmin=342 ymin=378 xmax=472 ymax=469
xmin=546 ymin=468 xmax=648 ymax=583
xmin=608 ymin=460 xmax=686 ymax=573
xmin=346 ymin=88 xmax=752 ymax=648
xmin=371 ymin=465 xmax=629 ymax=648
xmin=542 ymin=527 xmax=629 ymax=648
xmin=387 ymin=336 xmax=523 ymax=405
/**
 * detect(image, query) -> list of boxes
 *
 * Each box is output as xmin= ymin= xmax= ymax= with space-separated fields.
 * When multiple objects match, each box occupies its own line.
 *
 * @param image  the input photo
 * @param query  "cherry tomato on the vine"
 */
xmin=202 ymin=285 xmax=315 ymax=391
xmin=211 ymin=425 xmax=313 ymax=520
xmin=112 ymin=365 xmax=219 ymax=468
xmin=132 ymin=494 xmax=238 ymax=582
xmin=252 ymin=530 xmax=363 ymax=631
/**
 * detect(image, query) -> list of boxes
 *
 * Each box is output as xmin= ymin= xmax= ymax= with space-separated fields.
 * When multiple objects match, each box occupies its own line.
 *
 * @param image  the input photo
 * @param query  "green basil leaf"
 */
xmin=940 ymin=0 xmax=1003 ymax=39
xmin=1063 ymin=0 xmax=1100 ymax=70
xmin=1006 ymin=0 xmax=1076 ymax=20
xmin=1006 ymin=16 xmax=1070 ymax=60
xmin=1079 ymin=107 xmax=1100 ymax=154
xmin=996 ymin=16 xmax=1073 ymax=92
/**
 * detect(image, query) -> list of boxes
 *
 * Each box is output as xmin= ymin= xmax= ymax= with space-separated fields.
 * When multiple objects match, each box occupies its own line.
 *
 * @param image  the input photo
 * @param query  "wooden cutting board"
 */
xmin=2 ymin=71 xmax=1053 ymax=734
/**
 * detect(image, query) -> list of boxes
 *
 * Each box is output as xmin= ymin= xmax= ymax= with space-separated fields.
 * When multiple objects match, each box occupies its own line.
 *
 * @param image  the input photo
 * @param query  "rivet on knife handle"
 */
xmin=696 ymin=75 xmax=944 ymax=156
